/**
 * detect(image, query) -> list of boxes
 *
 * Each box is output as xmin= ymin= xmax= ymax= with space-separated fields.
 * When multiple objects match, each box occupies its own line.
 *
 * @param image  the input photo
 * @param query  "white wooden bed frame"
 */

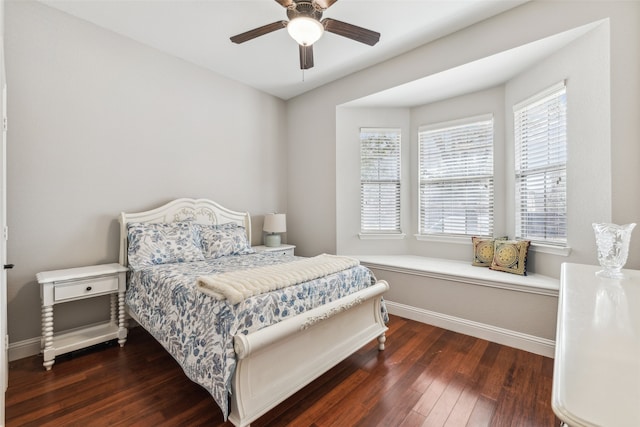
xmin=118 ymin=198 xmax=389 ymax=427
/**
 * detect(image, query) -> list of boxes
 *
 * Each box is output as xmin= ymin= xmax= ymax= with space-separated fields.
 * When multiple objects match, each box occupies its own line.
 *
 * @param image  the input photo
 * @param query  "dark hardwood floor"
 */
xmin=6 ymin=315 xmax=560 ymax=426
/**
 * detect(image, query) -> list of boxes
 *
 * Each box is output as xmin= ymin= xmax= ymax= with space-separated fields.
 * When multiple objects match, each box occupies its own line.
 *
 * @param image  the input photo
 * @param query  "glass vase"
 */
xmin=592 ymin=222 xmax=636 ymax=279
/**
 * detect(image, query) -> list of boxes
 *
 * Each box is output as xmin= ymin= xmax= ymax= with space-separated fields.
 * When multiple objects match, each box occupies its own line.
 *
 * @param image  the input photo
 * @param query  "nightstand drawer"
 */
xmin=269 ymin=248 xmax=294 ymax=256
xmin=54 ymin=276 xmax=119 ymax=302
xmin=253 ymin=244 xmax=295 ymax=256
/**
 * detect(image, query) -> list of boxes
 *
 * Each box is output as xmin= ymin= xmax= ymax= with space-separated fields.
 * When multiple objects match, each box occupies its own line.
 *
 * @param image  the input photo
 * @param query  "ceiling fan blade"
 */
xmin=322 ymin=18 xmax=380 ymax=46
xmin=313 ymin=0 xmax=338 ymax=10
xmin=230 ymin=21 xmax=287 ymax=44
xmin=299 ymin=44 xmax=314 ymax=70
xmin=275 ymin=0 xmax=294 ymax=7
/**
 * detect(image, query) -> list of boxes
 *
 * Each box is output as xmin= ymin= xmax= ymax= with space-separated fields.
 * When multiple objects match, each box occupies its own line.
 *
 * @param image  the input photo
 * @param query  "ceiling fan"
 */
xmin=230 ymin=0 xmax=380 ymax=70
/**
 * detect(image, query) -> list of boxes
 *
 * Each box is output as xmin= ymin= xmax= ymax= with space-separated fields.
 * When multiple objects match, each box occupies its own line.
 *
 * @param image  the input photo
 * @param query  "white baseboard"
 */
xmin=8 ymin=321 xmax=141 ymax=363
xmin=8 ymin=307 xmax=554 ymax=362
xmin=386 ymin=300 xmax=555 ymax=358
xmin=9 ymin=337 xmax=41 ymax=362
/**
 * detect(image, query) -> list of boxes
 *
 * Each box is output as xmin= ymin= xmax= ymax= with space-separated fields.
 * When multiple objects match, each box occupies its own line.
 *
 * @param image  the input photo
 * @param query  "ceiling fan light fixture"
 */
xmin=287 ymin=17 xmax=324 ymax=46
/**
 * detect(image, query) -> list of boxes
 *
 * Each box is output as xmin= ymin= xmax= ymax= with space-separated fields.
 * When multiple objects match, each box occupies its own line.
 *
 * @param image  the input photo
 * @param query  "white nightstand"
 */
xmin=253 ymin=244 xmax=296 ymax=256
xmin=36 ymin=263 xmax=128 ymax=370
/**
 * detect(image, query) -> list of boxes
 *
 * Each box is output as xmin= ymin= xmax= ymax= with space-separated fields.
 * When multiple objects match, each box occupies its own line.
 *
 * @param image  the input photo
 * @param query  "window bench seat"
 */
xmin=354 ymin=255 xmax=559 ymax=357
xmin=355 ymin=255 xmax=559 ymax=296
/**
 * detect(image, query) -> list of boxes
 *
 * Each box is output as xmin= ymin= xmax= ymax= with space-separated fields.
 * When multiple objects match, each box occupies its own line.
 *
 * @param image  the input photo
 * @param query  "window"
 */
xmin=514 ymin=82 xmax=567 ymax=246
xmin=360 ymin=128 xmax=401 ymax=234
xmin=418 ymin=115 xmax=494 ymax=237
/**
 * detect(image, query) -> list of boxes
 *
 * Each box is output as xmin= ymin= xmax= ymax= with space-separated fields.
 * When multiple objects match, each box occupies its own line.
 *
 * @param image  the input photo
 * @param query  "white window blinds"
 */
xmin=360 ymin=128 xmax=401 ymax=234
xmin=418 ymin=115 xmax=494 ymax=237
xmin=514 ymin=82 xmax=567 ymax=246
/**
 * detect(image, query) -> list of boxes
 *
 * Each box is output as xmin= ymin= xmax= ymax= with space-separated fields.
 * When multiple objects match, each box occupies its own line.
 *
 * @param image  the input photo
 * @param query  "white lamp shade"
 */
xmin=287 ymin=17 xmax=324 ymax=46
xmin=263 ymin=213 xmax=287 ymax=233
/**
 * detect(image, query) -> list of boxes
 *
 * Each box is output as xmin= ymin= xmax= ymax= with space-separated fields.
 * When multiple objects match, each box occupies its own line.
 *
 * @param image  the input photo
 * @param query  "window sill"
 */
xmin=414 ymin=234 xmax=471 ymax=244
xmin=529 ymin=243 xmax=571 ymax=256
xmin=359 ymin=233 xmax=406 ymax=240
xmin=414 ymin=234 xmax=571 ymax=256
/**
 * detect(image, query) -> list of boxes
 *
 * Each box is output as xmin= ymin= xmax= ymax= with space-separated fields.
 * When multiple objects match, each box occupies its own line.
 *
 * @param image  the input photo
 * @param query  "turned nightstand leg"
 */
xmin=110 ymin=293 xmax=117 ymax=325
xmin=42 ymin=305 xmax=55 ymax=370
xmin=117 ymin=291 xmax=127 ymax=347
xmin=377 ymin=333 xmax=386 ymax=351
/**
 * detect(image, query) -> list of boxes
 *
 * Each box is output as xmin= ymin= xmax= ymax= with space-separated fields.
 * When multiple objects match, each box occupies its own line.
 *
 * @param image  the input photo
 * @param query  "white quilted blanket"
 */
xmin=196 ymin=254 xmax=359 ymax=304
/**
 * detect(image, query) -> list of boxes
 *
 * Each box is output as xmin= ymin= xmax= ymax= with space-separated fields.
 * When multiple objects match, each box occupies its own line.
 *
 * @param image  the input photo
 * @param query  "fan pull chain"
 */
xmin=301 ymin=45 xmax=306 ymax=82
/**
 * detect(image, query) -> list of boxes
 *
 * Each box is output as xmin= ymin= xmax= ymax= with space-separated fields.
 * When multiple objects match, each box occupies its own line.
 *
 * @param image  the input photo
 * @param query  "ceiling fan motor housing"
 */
xmin=287 ymin=1 xmax=323 ymax=21
xmin=230 ymin=0 xmax=380 ymax=70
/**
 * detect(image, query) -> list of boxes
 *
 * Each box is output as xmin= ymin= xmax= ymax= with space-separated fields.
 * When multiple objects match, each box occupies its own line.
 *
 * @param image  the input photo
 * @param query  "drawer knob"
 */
xmin=86 ymin=286 xmax=92 ymax=291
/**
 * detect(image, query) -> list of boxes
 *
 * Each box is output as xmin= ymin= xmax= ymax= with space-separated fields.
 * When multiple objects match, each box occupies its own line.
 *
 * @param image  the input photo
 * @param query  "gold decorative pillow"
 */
xmin=472 ymin=236 xmax=507 ymax=267
xmin=490 ymin=240 xmax=531 ymax=275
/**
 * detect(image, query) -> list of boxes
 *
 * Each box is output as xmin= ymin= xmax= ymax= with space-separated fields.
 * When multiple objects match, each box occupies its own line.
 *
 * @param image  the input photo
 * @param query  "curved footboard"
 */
xmin=228 ymin=280 xmax=389 ymax=427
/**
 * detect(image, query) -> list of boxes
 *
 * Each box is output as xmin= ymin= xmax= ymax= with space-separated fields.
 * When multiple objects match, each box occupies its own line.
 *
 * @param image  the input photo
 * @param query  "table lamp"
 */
xmin=263 ymin=213 xmax=286 ymax=247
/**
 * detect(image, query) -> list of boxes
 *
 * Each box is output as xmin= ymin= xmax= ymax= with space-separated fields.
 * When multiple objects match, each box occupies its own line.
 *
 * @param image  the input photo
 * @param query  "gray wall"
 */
xmin=287 ymin=1 xmax=640 ymax=274
xmin=503 ymin=22 xmax=611 ymax=276
xmin=336 ymin=107 xmax=411 ymax=256
xmin=289 ymin=1 xmax=639 ymax=351
xmin=335 ymin=20 xmax=612 ymax=279
xmin=369 ymin=266 xmax=559 ymax=342
xmin=4 ymin=1 xmax=640 ymax=352
xmin=5 ymin=1 xmax=287 ymax=343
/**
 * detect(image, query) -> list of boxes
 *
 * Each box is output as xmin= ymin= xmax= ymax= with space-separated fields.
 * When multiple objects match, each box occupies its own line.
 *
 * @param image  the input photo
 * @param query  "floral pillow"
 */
xmin=196 ymin=223 xmax=255 ymax=259
xmin=127 ymin=221 xmax=204 ymax=269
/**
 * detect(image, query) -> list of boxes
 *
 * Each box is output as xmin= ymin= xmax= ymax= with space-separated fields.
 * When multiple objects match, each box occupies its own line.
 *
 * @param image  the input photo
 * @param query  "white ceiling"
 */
xmin=39 ymin=0 xmax=531 ymax=100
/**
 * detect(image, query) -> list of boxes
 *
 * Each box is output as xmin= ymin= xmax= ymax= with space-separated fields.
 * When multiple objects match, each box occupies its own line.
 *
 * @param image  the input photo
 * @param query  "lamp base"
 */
xmin=264 ymin=234 xmax=281 ymax=247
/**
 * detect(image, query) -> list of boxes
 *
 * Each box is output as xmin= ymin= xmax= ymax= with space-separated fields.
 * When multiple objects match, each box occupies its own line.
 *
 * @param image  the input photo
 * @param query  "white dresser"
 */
xmin=552 ymin=263 xmax=640 ymax=426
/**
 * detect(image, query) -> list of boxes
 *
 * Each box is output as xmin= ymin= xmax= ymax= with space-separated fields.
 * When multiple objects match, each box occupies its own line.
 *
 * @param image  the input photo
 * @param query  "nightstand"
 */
xmin=36 ymin=263 xmax=128 ymax=370
xmin=253 ymin=244 xmax=296 ymax=256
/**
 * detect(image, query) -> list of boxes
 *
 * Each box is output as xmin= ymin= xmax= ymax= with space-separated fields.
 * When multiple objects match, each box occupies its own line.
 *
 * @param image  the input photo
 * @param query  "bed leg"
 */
xmin=377 ymin=333 xmax=386 ymax=351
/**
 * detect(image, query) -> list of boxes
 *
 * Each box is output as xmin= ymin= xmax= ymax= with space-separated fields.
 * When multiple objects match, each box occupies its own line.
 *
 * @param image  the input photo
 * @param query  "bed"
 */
xmin=118 ymin=198 xmax=389 ymax=427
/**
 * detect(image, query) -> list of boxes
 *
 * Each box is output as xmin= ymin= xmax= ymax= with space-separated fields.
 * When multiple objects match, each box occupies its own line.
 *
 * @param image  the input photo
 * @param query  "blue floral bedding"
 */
xmin=125 ymin=252 xmax=387 ymax=418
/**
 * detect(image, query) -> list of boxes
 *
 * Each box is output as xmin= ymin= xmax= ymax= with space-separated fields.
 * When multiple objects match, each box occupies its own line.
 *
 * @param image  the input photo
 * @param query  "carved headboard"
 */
xmin=118 ymin=198 xmax=252 ymax=267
